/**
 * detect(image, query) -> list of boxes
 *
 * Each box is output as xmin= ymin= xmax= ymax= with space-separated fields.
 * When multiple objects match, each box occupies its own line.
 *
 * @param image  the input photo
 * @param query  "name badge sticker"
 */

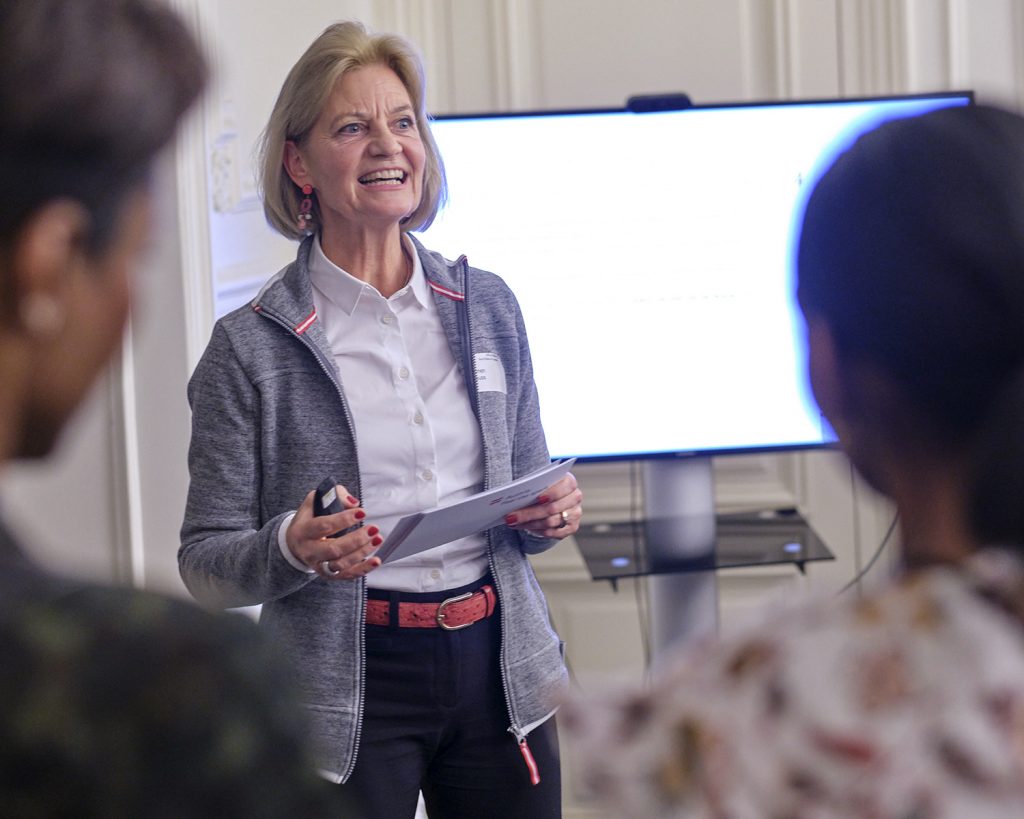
xmin=474 ymin=352 xmax=507 ymax=394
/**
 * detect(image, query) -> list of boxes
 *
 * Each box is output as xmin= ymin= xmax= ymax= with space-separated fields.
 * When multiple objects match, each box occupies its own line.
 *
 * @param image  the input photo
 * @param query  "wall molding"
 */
xmin=1013 ymin=0 xmax=1024 ymax=108
xmin=169 ymin=0 xmax=217 ymax=372
xmin=739 ymin=0 xmax=784 ymax=99
xmin=843 ymin=0 xmax=908 ymax=95
xmin=375 ymin=0 xmax=456 ymax=112
xmin=490 ymin=0 xmax=542 ymax=109
xmin=113 ymin=323 xmax=146 ymax=587
xmin=901 ymin=0 xmax=952 ymax=91
xmin=947 ymin=0 xmax=972 ymax=90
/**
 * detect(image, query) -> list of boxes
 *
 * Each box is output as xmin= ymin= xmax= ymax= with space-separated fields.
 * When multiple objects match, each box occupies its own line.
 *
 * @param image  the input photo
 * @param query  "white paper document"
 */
xmin=375 ymin=459 xmax=577 ymax=564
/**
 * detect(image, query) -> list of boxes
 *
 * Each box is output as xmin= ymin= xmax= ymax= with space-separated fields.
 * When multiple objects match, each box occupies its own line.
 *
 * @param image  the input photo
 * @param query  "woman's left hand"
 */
xmin=504 ymin=473 xmax=583 ymax=539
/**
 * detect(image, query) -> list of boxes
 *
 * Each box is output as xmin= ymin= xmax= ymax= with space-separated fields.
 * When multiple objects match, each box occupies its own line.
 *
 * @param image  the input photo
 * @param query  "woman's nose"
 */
xmin=369 ymin=125 xmax=400 ymax=156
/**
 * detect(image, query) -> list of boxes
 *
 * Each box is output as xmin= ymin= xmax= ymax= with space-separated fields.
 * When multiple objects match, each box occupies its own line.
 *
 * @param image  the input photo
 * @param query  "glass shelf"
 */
xmin=573 ymin=507 xmax=834 ymax=582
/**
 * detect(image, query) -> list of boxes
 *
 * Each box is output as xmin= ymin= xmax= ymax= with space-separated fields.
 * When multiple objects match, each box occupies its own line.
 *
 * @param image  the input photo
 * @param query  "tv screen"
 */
xmin=417 ymin=92 xmax=973 ymax=461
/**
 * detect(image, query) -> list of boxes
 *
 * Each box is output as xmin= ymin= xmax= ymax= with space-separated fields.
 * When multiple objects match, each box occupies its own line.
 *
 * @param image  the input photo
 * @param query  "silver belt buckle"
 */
xmin=436 ymin=591 xmax=474 ymax=630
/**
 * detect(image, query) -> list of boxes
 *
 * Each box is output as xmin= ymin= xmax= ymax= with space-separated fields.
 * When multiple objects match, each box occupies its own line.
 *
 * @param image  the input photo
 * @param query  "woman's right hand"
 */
xmin=285 ymin=485 xmax=383 ymax=580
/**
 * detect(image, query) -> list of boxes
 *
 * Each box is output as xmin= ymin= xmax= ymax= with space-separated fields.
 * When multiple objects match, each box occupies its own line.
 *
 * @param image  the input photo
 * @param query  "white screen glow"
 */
xmin=419 ymin=94 xmax=970 ymax=460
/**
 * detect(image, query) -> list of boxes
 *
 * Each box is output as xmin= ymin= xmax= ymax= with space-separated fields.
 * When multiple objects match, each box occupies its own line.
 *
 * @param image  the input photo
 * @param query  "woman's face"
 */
xmin=285 ymin=64 xmax=426 ymax=236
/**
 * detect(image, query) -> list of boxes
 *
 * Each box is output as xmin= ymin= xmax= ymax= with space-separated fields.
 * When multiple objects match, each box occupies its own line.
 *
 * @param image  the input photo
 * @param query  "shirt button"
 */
xmin=430 ymin=569 xmax=441 ymax=579
xmin=381 ymin=314 xmax=394 ymax=325
xmin=413 ymin=411 xmax=424 ymax=425
xmin=421 ymin=469 xmax=434 ymax=481
xmin=399 ymin=366 xmax=410 ymax=379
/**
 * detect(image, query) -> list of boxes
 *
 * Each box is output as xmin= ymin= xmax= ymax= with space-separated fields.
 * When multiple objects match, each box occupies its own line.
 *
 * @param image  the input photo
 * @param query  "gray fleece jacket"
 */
xmin=179 ymin=235 xmax=568 ymax=781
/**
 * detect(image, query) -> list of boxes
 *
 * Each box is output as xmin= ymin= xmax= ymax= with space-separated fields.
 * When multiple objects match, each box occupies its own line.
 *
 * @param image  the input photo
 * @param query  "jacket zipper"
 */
xmin=255 ymin=304 xmax=367 ymax=784
xmin=456 ymin=259 xmax=541 ymax=785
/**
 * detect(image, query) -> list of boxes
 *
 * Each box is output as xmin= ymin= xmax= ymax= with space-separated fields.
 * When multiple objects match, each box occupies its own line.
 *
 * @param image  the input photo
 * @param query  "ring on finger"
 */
xmin=320 ymin=560 xmax=342 ymax=577
xmin=556 ymin=509 xmax=570 ymax=528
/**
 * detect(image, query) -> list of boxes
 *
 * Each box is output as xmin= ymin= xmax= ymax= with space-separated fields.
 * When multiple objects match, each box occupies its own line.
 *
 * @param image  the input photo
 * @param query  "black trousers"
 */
xmin=339 ymin=578 xmax=562 ymax=818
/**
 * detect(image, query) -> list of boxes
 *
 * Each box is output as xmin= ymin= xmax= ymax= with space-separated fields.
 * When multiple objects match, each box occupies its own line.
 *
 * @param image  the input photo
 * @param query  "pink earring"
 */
xmin=298 ymin=184 xmax=313 ymax=230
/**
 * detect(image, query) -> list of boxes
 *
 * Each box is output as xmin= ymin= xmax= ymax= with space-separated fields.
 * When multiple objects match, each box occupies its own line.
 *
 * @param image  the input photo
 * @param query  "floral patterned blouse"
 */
xmin=567 ymin=549 xmax=1024 ymax=818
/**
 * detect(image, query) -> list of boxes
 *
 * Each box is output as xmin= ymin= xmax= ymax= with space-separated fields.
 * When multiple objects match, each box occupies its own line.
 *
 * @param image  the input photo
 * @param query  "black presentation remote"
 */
xmin=313 ymin=476 xmax=359 ymax=538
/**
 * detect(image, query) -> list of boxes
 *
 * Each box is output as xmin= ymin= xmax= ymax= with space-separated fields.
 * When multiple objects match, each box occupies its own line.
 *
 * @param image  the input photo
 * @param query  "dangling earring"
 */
xmin=298 ymin=184 xmax=314 ymax=231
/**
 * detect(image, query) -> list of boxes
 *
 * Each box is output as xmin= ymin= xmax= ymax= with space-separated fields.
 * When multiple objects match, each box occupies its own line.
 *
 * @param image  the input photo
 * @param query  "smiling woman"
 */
xmin=179 ymin=20 xmax=582 ymax=819
xmin=281 ymin=63 xmax=427 ymax=281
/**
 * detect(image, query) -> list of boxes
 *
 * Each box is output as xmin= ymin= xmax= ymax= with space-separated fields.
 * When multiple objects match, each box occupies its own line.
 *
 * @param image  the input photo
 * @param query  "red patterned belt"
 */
xmin=365 ymin=585 xmax=497 ymax=630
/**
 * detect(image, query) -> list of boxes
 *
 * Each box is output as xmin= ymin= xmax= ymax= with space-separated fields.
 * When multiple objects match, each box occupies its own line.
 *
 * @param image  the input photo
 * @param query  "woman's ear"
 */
xmin=806 ymin=315 xmax=899 ymax=494
xmin=8 ymin=200 xmax=90 ymax=338
xmin=283 ymin=140 xmax=311 ymax=189
xmin=805 ymin=315 xmax=846 ymax=434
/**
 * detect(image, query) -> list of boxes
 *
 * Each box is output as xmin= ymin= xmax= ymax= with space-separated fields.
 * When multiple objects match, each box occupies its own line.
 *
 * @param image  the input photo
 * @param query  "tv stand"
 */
xmin=644 ymin=458 xmax=718 ymax=656
xmin=572 ymin=457 xmax=834 ymax=657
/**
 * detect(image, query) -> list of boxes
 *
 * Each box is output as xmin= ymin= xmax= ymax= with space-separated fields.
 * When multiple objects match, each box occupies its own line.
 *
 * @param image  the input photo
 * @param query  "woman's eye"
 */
xmin=396 ymin=117 xmax=415 ymax=130
xmin=339 ymin=123 xmax=362 ymax=135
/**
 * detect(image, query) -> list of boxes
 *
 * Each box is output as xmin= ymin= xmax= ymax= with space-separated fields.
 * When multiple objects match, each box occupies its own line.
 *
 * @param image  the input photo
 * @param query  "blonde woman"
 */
xmin=180 ymin=21 xmax=581 ymax=817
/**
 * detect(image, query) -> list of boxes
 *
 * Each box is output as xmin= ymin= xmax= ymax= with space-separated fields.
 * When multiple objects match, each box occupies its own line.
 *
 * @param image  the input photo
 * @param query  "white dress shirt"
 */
xmin=277 ymin=235 xmax=489 ymax=592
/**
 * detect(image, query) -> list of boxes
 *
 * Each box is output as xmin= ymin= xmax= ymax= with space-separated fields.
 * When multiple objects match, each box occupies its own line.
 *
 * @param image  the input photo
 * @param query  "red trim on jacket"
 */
xmin=294 ymin=309 xmax=317 ymax=334
xmin=428 ymin=281 xmax=465 ymax=302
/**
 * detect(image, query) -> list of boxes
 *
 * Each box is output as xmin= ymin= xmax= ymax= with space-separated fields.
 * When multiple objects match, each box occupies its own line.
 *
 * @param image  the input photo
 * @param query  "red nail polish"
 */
xmin=367 ymin=526 xmax=379 ymax=536
xmin=371 ymin=536 xmax=383 ymax=547
xmin=346 ymin=495 xmax=358 ymax=505
xmin=505 ymin=514 xmax=518 ymax=525
xmin=354 ymin=510 xmax=366 ymax=520
xmin=537 ymin=495 xmax=551 ymax=505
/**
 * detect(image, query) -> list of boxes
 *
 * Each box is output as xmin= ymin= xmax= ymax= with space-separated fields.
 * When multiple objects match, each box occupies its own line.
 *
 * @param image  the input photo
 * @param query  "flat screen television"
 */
xmin=417 ymin=92 xmax=973 ymax=462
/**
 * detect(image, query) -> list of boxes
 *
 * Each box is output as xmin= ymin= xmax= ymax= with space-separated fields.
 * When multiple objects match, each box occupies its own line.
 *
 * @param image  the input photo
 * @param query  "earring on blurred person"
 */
xmin=298 ymin=184 xmax=313 ymax=231
xmin=19 ymin=294 xmax=64 ymax=337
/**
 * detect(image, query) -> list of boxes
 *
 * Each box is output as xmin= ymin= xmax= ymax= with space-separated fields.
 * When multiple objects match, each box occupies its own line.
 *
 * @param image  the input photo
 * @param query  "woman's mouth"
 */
xmin=359 ymin=169 xmax=407 ymax=186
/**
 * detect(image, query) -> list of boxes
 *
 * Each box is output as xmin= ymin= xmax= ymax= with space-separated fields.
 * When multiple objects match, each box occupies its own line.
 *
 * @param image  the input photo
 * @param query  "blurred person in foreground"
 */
xmin=568 ymin=104 xmax=1024 ymax=818
xmin=0 ymin=1 xmax=336 ymax=815
xmin=179 ymin=20 xmax=581 ymax=818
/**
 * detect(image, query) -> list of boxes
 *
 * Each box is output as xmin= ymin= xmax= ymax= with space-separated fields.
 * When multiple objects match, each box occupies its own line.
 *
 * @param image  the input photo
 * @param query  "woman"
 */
xmin=568 ymin=105 xmax=1024 ymax=817
xmin=179 ymin=21 xmax=581 ymax=817
xmin=0 ymin=0 xmax=335 ymax=815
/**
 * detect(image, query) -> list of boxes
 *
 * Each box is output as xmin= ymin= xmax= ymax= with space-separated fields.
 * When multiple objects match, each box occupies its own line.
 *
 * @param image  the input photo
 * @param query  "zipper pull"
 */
xmin=518 ymin=737 xmax=541 ymax=786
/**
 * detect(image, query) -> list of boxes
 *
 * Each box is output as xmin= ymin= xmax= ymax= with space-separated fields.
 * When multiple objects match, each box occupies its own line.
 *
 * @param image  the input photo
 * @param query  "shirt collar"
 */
xmin=308 ymin=233 xmax=430 ymax=314
xmin=404 ymin=236 xmax=431 ymax=309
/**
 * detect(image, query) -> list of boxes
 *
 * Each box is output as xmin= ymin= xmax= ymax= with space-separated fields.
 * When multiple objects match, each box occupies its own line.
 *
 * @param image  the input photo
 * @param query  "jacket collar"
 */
xmin=251 ymin=233 xmax=469 ymax=335
xmin=250 ymin=235 xmax=319 ymax=332
xmin=408 ymin=234 xmax=468 ymax=303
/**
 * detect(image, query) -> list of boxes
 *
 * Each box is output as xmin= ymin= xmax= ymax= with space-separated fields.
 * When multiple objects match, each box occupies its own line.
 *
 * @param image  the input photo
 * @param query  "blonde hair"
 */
xmin=257 ymin=21 xmax=447 ymax=240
